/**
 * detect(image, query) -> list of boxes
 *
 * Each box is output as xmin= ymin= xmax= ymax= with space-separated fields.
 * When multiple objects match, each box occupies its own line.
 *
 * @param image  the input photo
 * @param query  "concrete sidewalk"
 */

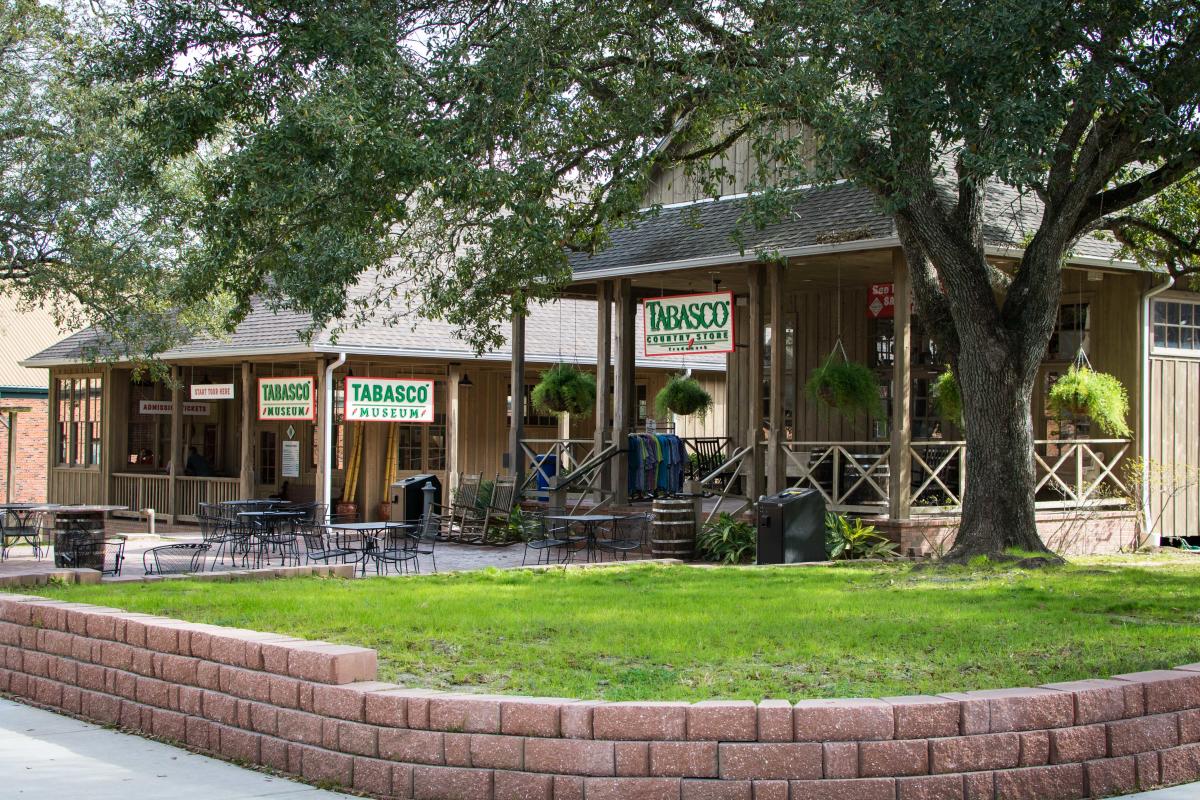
xmin=0 ymin=697 xmax=351 ymax=798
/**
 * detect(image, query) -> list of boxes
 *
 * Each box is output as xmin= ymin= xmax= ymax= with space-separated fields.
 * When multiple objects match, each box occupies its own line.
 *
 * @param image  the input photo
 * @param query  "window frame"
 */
xmin=54 ymin=374 xmax=103 ymax=469
xmin=1151 ymin=297 xmax=1200 ymax=358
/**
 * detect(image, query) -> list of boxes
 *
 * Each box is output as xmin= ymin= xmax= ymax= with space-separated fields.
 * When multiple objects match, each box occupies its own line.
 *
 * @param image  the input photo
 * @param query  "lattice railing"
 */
xmin=781 ymin=442 xmax=891 ymax=513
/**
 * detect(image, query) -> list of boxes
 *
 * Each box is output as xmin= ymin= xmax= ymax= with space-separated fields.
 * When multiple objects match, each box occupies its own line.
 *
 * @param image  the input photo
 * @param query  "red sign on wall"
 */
xmin=867 ymin=283 xmax=895 ymax=319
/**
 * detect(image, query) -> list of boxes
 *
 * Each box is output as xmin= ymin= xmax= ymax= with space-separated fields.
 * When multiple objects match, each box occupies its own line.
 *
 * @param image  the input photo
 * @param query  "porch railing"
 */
xmin=518 ymin=438 xmax=596 ymax=498
xmin=110 ymin=473 xmax=169 ymax=518
xmin=175 ymin=476 xmax=241 ymax=521
xmin=779 ymin=439 xmax=1131 ymax=515
xmin=694 ymin=442 xmax=756 ymax=525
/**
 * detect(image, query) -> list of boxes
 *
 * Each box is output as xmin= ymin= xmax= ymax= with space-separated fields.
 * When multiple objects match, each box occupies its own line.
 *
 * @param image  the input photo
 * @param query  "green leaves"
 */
xmin=654 ymin=374 xmax=714 ymax=419
xmin=805 ymin=358 xmax=885 ymax=419
xmin=824 ymin=513 xmax=898 ymax=561
xmin=531 ymin=363 xmax=596 ymax=416
xmin=1047 ymin=366 xmax=1132 ymax=438
xmin=697 ymin=512 xmax=756 ymax=565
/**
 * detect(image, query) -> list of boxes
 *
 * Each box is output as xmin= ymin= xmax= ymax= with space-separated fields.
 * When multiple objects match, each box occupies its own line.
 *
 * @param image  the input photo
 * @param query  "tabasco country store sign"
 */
xmin=344 ymin=377 xmax=435 ymax=422
xmin=257 ymin=376 xmax=315 ymax=420
xmin=643 ymin=291 xmax=735 ymax=356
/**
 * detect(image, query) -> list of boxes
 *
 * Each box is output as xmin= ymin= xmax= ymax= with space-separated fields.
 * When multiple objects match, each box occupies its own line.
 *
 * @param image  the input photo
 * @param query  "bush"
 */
xmin=931 ymin=369 xmax=963 ymax=427
xmin=655 ymin=374 xmax=714 ymax=418
xmin=531 ymin=364 xmax=596 ymax=416
xmin=696 ymin=513 xmax=756 ymax=564
xmin=824 ymin=512 xmax=898 ymax=560
xmin=805 ymin=360 xmax=884 ymax=418
xmin=1047 ymin=366 xmax=1131 ymax=437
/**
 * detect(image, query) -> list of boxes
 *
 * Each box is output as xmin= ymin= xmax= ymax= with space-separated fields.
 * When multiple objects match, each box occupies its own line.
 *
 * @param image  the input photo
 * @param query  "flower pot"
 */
xmin=335 ymin=501 xmax=359 ymax=521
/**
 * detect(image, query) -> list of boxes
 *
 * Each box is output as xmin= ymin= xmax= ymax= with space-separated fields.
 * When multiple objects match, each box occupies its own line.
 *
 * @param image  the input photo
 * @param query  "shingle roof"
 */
xmin=569 ymin=182 xmax=1128 ymax=276
xmin=0 ymin=296 xmax=76 ymax=390
xmin=23 ymin=289 xmax=724 ymax=372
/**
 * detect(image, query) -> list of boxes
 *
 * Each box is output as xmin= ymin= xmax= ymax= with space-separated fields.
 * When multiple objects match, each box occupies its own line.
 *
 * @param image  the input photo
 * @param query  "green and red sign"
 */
xmin=642 ymin=291 xmax=735 ymax=357
xmin=257 ymin=376 xmax=315 ymax=421
xmin=344 ymin=377 xmax=435 ymax=423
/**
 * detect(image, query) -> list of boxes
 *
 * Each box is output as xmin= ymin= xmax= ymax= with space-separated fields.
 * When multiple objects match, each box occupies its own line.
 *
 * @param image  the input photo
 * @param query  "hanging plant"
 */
xmin=805 ymin=348 xmax=884 ymax=419
xmin=931 ymin=369 xmax=964 ymax=428
xmin=655 ymin=374 xmax=714 ymax=418
xmin=1047 ymin=366 xmax=1131 ymax=437
xmin=531 ymin=364 xmax=596 ymax=416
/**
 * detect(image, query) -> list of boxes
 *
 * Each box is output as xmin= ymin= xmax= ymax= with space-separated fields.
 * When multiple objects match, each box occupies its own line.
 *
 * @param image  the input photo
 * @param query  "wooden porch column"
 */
xmin=240 ymin=362 xmax=254 ymax=500
xmin=314 ymin=357 xmax=327 ymax=506
xmin=167 ymin=366 xmax=182 ymax=523
xmin=745 ymin=264 xmax=766 ymax=502
xmin=100 ymin=364 xmax=113 ymax=506
xmin=767 ymin=262 xmax=787 ymax=495
xmin=447 ymin=363 xmax=461 ymax=493
xmin=593 ymin=280 xmax=613 ymax=500
xmin=508 ymin=307 xmax=526 ymax=485
xmin=612 ymin=278 xmax=635 ymax=505
xmin=889 ymin=248 xmax=913 ymax=520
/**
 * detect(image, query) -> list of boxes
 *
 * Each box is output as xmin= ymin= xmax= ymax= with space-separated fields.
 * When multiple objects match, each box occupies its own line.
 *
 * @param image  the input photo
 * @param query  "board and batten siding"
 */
xmin=1148 ymin=354 xmax=1200 ymax=539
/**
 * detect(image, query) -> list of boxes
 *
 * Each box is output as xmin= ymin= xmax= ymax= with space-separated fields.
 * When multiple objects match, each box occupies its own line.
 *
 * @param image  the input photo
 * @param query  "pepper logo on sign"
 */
xmin=344 ymin=377 xmax=435 ymax=423
xmin=642 ymin=290 xmax=735 ymax=357
xmin=257 ymin=377 xmax=315 ymax=421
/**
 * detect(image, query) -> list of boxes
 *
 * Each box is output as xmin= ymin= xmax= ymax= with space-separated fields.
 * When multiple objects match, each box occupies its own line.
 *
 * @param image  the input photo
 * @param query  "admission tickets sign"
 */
xmin=344 ymin=377 xmax=435 ymax=423
xmin=257 ymin=377 xmax=316 ymax=421
xmin=642 ymin=291 xmax=735 ymax=357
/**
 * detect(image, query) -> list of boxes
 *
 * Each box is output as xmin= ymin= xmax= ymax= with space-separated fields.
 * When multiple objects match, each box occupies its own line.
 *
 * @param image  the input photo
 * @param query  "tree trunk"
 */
xmin=946 ymin=334 xmax=1056 ymax=560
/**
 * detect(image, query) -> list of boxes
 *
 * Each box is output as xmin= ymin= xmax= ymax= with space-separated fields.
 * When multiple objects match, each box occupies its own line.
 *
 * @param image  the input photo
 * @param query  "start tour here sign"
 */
xmin=258 ymin=376 xmax=315 ymax=421
xmin=642 ymin=291 xmax=735 ymax=357
xmin=344 ymin=377 xmax=435 ymax=423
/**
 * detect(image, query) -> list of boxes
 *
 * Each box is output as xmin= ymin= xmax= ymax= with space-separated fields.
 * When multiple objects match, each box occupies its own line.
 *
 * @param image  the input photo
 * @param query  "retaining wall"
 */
xmin=1 ymin=593 xmax=1199 ymax=799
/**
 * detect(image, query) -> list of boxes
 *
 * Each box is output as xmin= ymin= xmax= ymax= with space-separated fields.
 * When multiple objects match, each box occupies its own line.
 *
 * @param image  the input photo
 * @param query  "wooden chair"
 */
xmin=688 ymin=438 xmax=734 ymax=490
xmin=462 ymin=475 xmax=518 ymax=545
xmin=430 ymin=473 xmax=486 ymax=541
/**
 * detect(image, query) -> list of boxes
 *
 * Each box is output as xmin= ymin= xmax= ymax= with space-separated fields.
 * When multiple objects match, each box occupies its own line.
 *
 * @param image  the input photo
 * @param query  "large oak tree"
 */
xmin=72 ymin=0 xmax=1200 ymax=556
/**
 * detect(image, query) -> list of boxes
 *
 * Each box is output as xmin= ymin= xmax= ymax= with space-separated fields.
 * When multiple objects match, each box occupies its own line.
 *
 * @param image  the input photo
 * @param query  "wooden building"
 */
xmin=23 ymin=291 xmax=724 ymax=523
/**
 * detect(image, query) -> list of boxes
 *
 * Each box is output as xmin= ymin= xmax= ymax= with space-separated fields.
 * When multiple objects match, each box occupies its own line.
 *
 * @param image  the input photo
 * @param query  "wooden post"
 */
xmin=509 ymin=307 xmax=526 ymax=485
xmin=612 ymin=278 xmax=635 ymax=505
xmin=745 ymin=264 xmax=765 ymax=502
xmin=889 ymin=248 xmax=913 ymax=520
xmin=168 ymin=365 xmax=182 ymax=522
xmin=447 ymin=363 xmax=461 ymax=493
xmin=100 ymin=365 xmax=113 ymax=506
xmin=314 ymin=357 xmax=326 ymax=506
xmin=593 ymin=280 xmax=613 ymax=502
xmin=767 ymin=262 xmax=787 ymax=495
xmin=240 ymin=362 xmax=254 ymax=500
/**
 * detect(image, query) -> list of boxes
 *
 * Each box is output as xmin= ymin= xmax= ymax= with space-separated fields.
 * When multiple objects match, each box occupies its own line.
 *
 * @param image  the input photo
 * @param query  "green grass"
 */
xmin=18 ymin=557 xmax=1200 ymax=702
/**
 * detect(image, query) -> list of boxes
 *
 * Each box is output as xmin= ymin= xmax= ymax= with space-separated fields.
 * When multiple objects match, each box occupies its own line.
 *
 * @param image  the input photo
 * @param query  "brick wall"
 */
xmin=2 ymin=593 xmax=1199 ymax=799
xmin=0 ymin=397 xmax=48 ymax=503
xmin=880 ymin=511 xmax=1141 ymax=558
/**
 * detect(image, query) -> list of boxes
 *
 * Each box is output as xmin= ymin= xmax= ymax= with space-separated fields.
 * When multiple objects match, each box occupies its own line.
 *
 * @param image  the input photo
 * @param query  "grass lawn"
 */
xmin=17 ymin=557 xmax=1200 ymax=702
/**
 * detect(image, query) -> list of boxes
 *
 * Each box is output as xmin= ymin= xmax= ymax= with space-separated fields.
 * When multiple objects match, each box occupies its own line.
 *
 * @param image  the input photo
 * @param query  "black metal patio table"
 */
xmin=323 ymin=521 xmax=415 ymax=576
xmin=236 ymin=509 xmax=305 ymax=567
xmin=543 ymin=514 xmax=620 ymax=562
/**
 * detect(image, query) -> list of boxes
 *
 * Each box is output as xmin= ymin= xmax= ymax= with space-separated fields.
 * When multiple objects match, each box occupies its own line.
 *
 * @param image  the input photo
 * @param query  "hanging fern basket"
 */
xmin=931 ymin=369 xmax=964 ymax=428
xmin=805 ymin=351 xmax=884 ymax=419
xmin=655 ymin=374 xmax=714 ymax=418
xmin=531 ymin=364 xmax=596 ymax=416
xmin=1047 ymin=365 xmax=1131 ymax=437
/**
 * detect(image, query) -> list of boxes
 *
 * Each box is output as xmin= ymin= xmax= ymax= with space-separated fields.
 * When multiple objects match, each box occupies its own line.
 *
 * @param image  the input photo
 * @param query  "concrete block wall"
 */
xmin=1 ymin=593 xmax=1199 ymax=799
xmin=0 ymin=397 xmax=48 ymax=503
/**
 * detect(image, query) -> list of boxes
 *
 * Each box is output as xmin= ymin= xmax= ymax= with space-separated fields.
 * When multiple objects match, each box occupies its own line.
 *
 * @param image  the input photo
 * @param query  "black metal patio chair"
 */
xmin=198 ymin=503 xmax=239 ymax=569
xmin=143 ymin=543 xmax=211 ymax=575
xmin=1 ymin=507 xmax=45 ymax=561
xmin=520 ymin=512 xmax=572 ymax=566
xmin=594 ymin=514 xmax=651 ymax=561
xmin=369 ymin=527 xmax=420 ymax=576
xmin=301 ymin=525 xmax=356 ymax=565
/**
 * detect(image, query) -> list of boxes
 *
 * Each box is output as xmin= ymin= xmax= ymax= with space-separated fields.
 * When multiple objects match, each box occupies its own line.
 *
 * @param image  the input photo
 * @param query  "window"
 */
xmin=55 ymin=376 xmax=102 ymax=467
xmin=259 ymin=430 xmax=277 ymax=485
xmin=507 ymin=383 xmax=557 ymax=428
xmin=1152 ymin=299 xmax=1200 ymax=355
xmin=394 ymin=380 xmax=447 ymax=472
xmin=1047 ymin=302 xmax=1090 ymax=361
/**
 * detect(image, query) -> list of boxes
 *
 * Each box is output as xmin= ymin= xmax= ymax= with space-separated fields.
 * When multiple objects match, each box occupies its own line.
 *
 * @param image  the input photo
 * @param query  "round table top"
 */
xmin=325 ymin=521 xmax=415 ymax=531
xmin=545 ymin=514 xmax=619 ymax=523
xmin=237 ymin=509 xmax=305 ymax=518
xmin=221 ymin=499 xmax=292 ymax=507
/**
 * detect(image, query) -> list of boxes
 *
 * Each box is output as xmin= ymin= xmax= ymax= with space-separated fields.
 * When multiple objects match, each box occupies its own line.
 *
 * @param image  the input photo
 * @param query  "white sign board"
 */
xmin=190 ymin=383 xmax=235 ymax=400
xmin=258 ymin=377 xmax=315 ymax=421
xmin=138 ymin=400 xmax=211 ymax=416
xmin=642 ymin=291 xmax=735 ymax=356
xmin=281 ymin=439 xmax=300 ymax=478
xmin=344 ymin=377 xmax=435 ymax=422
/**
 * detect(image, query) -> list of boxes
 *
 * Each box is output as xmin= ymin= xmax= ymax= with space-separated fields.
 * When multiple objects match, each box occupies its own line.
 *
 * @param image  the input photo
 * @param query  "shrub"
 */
xmin=824 ymin=512 xmax=898 ymax=560
xmin=931 ymin=369 xmax=963 ymax=427
xmin=655 ymin=374 xmax=714 ymax=418
xmin=805 ymin=359 xmax=884 ymax=418
xmin=531 ymin=364 xmax=596 ymax=416
xmin=696 ymin=512 xmax=756 ymax=564
xmin=1047 ymin=366 xmax=1131 ymax=437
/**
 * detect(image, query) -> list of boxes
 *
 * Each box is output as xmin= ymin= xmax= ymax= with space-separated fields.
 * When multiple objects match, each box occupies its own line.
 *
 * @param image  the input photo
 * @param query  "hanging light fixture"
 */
xmin=459 ymin=373 xmax=474 ymax=388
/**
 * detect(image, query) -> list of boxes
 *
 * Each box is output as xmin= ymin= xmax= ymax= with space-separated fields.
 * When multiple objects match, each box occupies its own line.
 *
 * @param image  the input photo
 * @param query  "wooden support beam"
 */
xmin=99 ymin=365 xmax=113 ymax=506
xmin=168 ymin=366 xmax=182 ymax=522
xmin=508 ymin=308 xmax=526 ymax=485
xmin=314 ymin=357 xmax=326 ymax=506
xmin=745 ymin=263 xmax=766 ymax=502
xmin=889 ymin=248 xmax=913 ymax=521
xmin=593 ymin=280 xmax=613 ymax=501
xmin=447 ymin=363 xmax=461 ymax=493
xmin=240 ymin=362 xmax=254 ymax=500
xmin=612 ymin=278 xmax=635 ymax=505
xmin=767 ymin=262 xmax=786 ymax=495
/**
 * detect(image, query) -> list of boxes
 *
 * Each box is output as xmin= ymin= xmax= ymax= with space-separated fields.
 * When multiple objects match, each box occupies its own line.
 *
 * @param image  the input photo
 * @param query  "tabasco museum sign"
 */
xmin=258 ymin=377 xmax=315 ymax=421
xmin=344 ymin=377 xmax=435 ymax=423
xmin=643 ymin=291 xmax=735 ymax=357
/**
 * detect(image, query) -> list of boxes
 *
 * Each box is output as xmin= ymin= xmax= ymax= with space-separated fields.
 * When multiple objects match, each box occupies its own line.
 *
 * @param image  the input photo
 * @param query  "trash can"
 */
xmin=389 ymin=474 xmax=442 ymax=523
xmin=756 ymin=488 xmax=827 ymax=563
xmin=533 ymin=455 xmax=557 ymax=501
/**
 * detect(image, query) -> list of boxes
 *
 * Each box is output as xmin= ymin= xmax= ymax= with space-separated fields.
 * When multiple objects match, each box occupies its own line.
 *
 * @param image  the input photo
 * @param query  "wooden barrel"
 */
xmin=651 ymin=497 xmax=697 ymax=559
